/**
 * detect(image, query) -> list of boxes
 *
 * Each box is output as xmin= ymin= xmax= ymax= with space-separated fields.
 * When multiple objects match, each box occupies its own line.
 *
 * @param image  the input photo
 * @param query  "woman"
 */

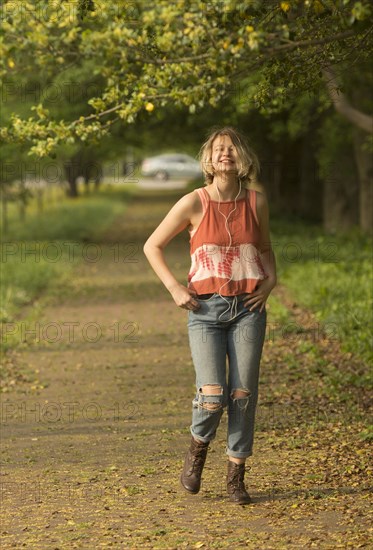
xmin=143 ymin=126 xmax=277 ymax=505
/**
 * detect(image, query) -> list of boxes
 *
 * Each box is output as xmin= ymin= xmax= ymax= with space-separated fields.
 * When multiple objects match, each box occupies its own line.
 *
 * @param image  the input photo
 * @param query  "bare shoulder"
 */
xmin=182 ymin=188 xmax=201 ymax=205
xmin=255 ymin=190 xmax=268 ymax=208
xmin=175 ymin=188 xmax=202 ymax=213
xmin=252 ymin=187 xmax=270 ymax=227
xmin=252 ymin=185 xmax=268 ymax=208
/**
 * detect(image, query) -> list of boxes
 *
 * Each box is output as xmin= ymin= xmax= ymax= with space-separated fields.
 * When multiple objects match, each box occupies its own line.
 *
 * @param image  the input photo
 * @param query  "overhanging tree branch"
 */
xmin=323 ymin=65 xmax=373 ymax=133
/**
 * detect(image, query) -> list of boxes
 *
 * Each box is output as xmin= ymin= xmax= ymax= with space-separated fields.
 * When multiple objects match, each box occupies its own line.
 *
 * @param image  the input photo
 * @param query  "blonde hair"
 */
xmin=198 ymin=126 xmax=260 ymax=186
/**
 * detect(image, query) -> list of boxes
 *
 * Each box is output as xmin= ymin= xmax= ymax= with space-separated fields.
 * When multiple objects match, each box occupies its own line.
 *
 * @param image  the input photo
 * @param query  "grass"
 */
xmin=2 ymin=183 xmax=135 ymax=241
xmin=271 ymin=217 xmax=372 ymax=366
xmin=0 ymin=183 xmax=135 ymax=347
xmin=0 ymin=246 xmax=73 ymax=322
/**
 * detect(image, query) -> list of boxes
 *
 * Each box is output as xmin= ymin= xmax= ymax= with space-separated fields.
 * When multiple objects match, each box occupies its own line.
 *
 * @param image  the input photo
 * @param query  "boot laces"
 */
xmin=190 ymin=446 xmax=207 ymax=472
xmin=229 ymin=465 xmax=251 ymax=492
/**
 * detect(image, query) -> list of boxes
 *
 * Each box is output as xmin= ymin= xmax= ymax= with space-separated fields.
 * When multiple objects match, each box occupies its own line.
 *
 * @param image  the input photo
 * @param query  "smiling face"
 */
xmin=211 ymin=134 xmax=238 ymax=175
xmin=199 ymin=127 xmax=260 ymax=185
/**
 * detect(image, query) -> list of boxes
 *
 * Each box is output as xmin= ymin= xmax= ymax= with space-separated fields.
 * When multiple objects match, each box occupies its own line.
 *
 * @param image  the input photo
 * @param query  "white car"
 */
xmin=141 ymin=153 xmax=202 ymax=181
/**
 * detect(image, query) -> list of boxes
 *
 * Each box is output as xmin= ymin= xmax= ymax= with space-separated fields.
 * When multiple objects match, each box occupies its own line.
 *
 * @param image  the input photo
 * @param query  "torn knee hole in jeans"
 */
xmin=201 ymin=402 xmax=222 ymax=411
xmin=198 ymin=384 xmax=223 ymax=412
xmin=231 ymin=388 xmax=251 ymax=399
xmin=230 ymin=388 xmax=251 ymax=411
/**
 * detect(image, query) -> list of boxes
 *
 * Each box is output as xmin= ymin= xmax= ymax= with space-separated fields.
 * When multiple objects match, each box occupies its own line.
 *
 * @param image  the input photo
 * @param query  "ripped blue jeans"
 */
xmin=187 ymin=293 xmax=266 ymax=459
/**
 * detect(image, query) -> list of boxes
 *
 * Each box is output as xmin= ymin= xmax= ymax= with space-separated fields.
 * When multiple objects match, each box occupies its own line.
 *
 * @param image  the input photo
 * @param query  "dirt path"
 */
xmin=1 ymin=189 xmax=371 ymax=549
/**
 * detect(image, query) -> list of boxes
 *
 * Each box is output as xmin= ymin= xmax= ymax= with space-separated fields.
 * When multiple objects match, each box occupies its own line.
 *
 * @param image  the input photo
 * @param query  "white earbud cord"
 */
xmin=215 ymin=178 xmax=242 ymax=322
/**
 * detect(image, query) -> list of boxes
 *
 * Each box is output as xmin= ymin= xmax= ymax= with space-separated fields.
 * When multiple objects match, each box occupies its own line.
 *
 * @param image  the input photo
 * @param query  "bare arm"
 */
xmin=143 ymin=192 xmax=200 ymax=310
xmin=244 ymin=190 xmax=277 ymax=312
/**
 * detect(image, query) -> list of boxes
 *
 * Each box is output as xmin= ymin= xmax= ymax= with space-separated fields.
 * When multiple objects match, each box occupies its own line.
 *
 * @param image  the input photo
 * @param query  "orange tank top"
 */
xmin=187 ymin=187 xmax=268 ymax=296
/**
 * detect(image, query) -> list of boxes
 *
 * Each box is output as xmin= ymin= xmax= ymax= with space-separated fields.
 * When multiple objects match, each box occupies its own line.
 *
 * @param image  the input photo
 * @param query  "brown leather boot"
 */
xmin=180 ymin=437 xmax=209 ymax=494
xmin=227 ymin=460 xmax=252 ymax=505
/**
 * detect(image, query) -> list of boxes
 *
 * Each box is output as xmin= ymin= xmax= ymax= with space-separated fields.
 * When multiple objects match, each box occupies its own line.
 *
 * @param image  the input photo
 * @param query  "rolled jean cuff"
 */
xmin=225 ymin=447 xmax=253 ymax=459
xmin=190 ymin=427 xmax=215 ymax=444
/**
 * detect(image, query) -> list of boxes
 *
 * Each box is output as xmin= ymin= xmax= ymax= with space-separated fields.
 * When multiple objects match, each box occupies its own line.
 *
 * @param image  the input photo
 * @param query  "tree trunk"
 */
xmin=323 ymin=65 xmax=372 ymax=234
xmin=280 ymin=140 xmax=303 ymax=216
xmin=94 ymin=179 xmax=100 ymax=191
xmin=299 ymin=132 xmax=322 ymax=222
xmin=67 ymin=178 xmax=78 ymax=197
xmin=91 ymin=161 xmax=102 ymax=191
xmin=322 ymin=160 xmax=359 ymax=233
xmin=84 ymin=176 xmax=90 ymax=194
xmin=64 ymin=155 xmax=81 ymax=197
xmin=353 ymin=130 xmax=373 ymax=235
